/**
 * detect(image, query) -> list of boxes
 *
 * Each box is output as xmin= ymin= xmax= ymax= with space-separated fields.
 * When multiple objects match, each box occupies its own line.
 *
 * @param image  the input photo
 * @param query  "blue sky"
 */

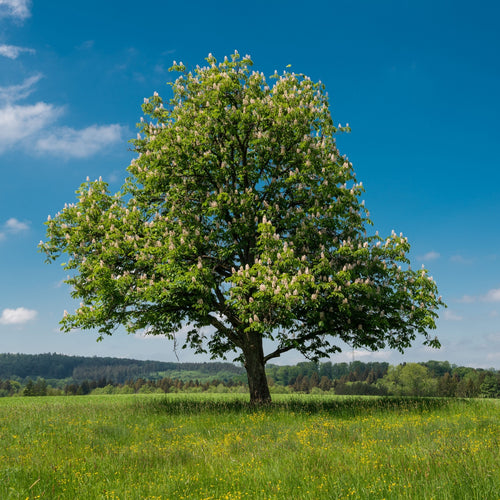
xmin=1 ymin=0 xmax=499 ymax=368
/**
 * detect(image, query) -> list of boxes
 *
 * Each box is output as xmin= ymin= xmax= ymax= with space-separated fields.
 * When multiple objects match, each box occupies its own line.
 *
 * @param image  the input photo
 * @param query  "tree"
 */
xmin=437 ymin=372 xmax=458 ymax=397
xmin=299 ymin=375 xmax=310 ymax=393
xmin=23 ymin=378 xmax=47 ymax=397
xmin=309 ymin=371 xmax=320 ymax=389
xmin=23 ymin=379 xmax=35 ymax=397
xmin=318 ymin=375 xmax=332 ymax=392
xmin=378 ymin=363 xmax=437 ymax=396
xmin=480 ymin=373 xmax=500 ymax=398
xmin=319 ymin=361 xmax=333 ymax=380
xmin=40 ymin=52 xmax=444 ymax=405
xmin=398 ymin=363 xmax=436 ymax=396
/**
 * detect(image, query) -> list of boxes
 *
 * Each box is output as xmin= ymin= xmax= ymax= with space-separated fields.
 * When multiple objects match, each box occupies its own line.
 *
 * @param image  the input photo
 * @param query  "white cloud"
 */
xmin=455 ymin=288 xmax=500 ymax=304
xmin=0 ymin=0 xmax=31 ymax=20
xmin=0 ymin=101 xmax=63 ymax=153
xmin=0 ymin=307 xmax=37 ymax=325
xmin=0 ymin=100 xmax=124 ymax=157
xmin=0 ymin=76 xmax=123 ymax=158
xmin=0 ymin=44 xmax=34 ymax=59
xmin=134 ymin=331 xmax=171 ymax=340
xmin=0 ymin=66 xmax=126 ymax=159
xmin=443 ymin=309 xmax=463 ymax=321
xmin=4 ymin=217 xmax=29 ymax=232
xmin=0 ymin=70 xmax=125 ymax=158
xmin=352 ymin=349 xmax=391 ymax=360
xmin=417 ymin=251 xmax=440 ymax=261
xmin=35 ymin=124 xmax=126 ymax=159
xmin=0 ymin=217 xmax=30 ymax=241
xmin=483 ymin=288 xmax=500 ymax=302
xmin=0 ymin=74 xmax=43 ymax=103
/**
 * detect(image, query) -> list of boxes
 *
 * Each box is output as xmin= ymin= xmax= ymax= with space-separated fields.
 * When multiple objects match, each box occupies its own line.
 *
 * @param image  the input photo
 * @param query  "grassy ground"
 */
xmin=0 ymin=394 xmax=498 ymax=499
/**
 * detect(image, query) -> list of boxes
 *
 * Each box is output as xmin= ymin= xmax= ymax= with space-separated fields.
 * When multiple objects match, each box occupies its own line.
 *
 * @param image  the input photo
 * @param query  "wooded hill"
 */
xmin=0 ymin=353 xmax=394 ymax=387
xmin=0 ymin=353 xmax=245 ymax=384
xmin=1 ymin=353 xmax=499 ymax=399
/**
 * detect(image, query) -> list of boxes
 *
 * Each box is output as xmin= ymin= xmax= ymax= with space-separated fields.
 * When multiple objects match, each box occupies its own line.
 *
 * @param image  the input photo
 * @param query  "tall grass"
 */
xmin=0 ymin=394 xmax=498 ymax=499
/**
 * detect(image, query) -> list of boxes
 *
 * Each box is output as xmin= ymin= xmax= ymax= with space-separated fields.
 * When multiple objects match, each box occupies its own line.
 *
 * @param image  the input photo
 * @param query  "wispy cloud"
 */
xmin=0 ymin=217 xmax=30 ymax=240
xmin=483 ymin=288 xmax=500 ymax=302
xmin=4 ymin=217 xmax=29 ymax=232
xmin=0 ymin=76 xmax=124 ymax=158
xmin=417 ymin=251 xmax=440 ymax=262
xmin=0 ymin=307 xmax=37 ymax=325
xmin=0 ymin=102 xmax=63 ymax=153
xmin=0 ymin=0 xmax=31 ymax=20
xmin=443 ymin=309 xmax=463 ymax=321
xmin=456 ymin=288 xmax=500 ymax=304
xmin=0 ymin=74 xmax=43 ymax=103
xmin=0 ymin=17 xmax=124 ymax=160
xmin=0 ymin=43 xmax=34 ymax=59
xmin=351 ymin=350 xmax=391 ymax=360
xmin=35 ymin=124 xmax=126 ymax=159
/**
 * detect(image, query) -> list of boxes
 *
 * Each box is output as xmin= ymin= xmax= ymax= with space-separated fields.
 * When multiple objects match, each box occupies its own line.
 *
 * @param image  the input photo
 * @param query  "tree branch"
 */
xmin=207 ymin=313 xmax=241 ymax=347
xmin=263 ymin=344 xmax=295 ymax=363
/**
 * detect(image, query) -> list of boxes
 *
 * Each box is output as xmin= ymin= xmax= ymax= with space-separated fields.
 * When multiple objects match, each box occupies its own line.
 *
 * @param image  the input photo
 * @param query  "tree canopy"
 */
xmin=40 ymin=52 xmax=445 ymax=404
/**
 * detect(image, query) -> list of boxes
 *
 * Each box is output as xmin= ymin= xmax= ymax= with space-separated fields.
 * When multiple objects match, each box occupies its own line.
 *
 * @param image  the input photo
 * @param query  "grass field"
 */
xmin=0 ymin=394 xmax=498 ymax=499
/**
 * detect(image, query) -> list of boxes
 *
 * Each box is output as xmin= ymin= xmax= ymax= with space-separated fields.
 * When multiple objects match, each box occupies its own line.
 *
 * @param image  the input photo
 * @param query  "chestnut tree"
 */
xmin=40 ymin=52 xmax=444 ymax=404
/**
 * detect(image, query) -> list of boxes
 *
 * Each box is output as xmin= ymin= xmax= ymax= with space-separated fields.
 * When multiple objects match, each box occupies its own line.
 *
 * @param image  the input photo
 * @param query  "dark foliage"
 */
xmin=2 ymin=354 xmax=499 ymax=398
xmin=0 ymin=353 xmax=244 ymax=383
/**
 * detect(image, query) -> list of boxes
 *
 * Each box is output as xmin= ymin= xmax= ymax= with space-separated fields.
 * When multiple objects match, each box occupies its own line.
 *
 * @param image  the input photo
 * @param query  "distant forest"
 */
xmin=0 ymin=353 xmax=244 ymax=384
xmin=0 ymin=353 xmax=499 ymax=398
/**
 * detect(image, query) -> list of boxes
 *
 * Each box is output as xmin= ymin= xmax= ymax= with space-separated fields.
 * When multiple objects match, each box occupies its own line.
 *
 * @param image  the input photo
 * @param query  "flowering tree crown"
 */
xmin=41 ymin=51 xmax=444 ymax=374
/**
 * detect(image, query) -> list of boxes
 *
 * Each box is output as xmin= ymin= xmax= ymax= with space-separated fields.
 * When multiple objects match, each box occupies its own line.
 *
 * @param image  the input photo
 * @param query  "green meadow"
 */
xmin=0 ymin=394 xmax=498 ymax=499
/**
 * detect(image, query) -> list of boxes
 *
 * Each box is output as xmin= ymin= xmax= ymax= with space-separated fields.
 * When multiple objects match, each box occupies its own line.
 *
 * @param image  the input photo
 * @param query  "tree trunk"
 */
xmin=243 ymin=340 xmax=272 ymax=405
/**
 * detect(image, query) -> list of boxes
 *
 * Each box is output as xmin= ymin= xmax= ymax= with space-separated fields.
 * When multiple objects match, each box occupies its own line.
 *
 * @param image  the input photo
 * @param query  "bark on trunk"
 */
xmin=243 ymin=340 xmax=272 ymax=405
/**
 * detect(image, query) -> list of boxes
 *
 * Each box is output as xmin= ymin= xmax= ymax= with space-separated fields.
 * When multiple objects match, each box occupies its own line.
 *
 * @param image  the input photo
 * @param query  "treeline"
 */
xmin=266 ymin=360 xmax=389 ymax=388
xmin=1 ymin=356 xmax=499 ymax=398
xmin=265 ymin=360 xmax=500 ymax=398
xmin=12 ymin=376 xmax=247 ymax=397
xmin=0 ymin=353 xmax=245 ymax=384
